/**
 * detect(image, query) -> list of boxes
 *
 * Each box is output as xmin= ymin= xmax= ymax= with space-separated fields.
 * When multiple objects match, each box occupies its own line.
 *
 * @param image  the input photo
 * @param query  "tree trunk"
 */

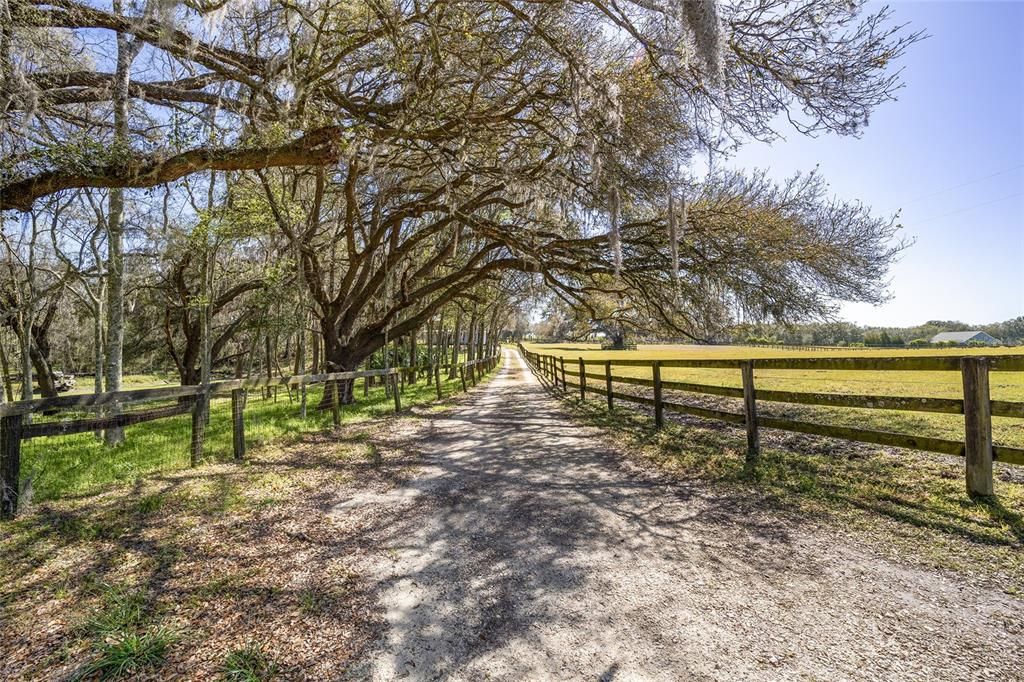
xmin=18 ymin=318 xmax=32 ymax=401
xmin=448 ymin=312 xmax=462 ymax=378
xmin=408 ymin=329 xmax=417 ymax=383
xmin=0 ymin=333 xmax=13 ymax=402
xmin=93 ymin=300 xmax=104 ymax=396
xmin=103 ymin=15 xmax=136 ymax=446
xmin=311 ymin=331 xmax=320 ymax=374
xmin=466 ymin=308 xmax=478 ymax=363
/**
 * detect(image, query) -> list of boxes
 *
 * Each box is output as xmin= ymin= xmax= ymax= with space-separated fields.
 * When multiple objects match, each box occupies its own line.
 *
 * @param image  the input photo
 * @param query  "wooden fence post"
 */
xmin=299 ymin=383 xmax=307 ymax=419
xmin=331 ymin=380 xmax=342 ymax=427
xmin=231 ymin=388 xmax=246 ymax=460
xmin=652 ymin=361 xmax=663 ymax=428
xmin=605 ymin=361 xmax=613 ymax=410
xmin=435 ymin=364 xmax=443 ymax=399
xmin=741 ymin=360 xmax=760 ymax=465
xmin=1 ymin=414 xmax=23 ymax=519
xmin=190 ymin=390 xmax=207 ymax=466
xmin=392 ymin=373 xmax=402 ymax=412
xmin=961 ymin=357 xmax=993 ymax=497
xmin=460 ymin=366 xmax=467 ymax=392
xmin=560 ymin=357 xmax=566 ymax=391
xmin=578 ymin=358 xmax=586 ymax=401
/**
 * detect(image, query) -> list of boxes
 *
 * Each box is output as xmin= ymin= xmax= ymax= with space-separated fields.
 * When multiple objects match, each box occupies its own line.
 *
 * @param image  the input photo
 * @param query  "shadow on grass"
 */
xmin=18 ymin=373 xmax=477 ymax=504
xmin=556 ymin=385 xmax=1024 ymax=561
xmin=1 ymin=366 xmax=501 ymax=679
xmin=0 ymin=425 xmax=424 ymax=678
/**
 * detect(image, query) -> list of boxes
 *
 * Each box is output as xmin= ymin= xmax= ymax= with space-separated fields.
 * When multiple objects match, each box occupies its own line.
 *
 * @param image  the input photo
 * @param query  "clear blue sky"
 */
xmin=724 ymin=0 xmax=1023 ymax=328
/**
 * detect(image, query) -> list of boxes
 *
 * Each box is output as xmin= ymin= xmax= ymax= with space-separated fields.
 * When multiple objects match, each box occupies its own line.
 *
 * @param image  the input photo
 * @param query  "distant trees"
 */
xmin=726 ymin=317 xmax=1024 ymax=347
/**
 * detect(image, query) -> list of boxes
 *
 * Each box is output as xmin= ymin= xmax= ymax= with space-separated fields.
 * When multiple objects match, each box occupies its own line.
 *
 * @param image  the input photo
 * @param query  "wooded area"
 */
xmin=0 ymin=0 xmax=923 ymax=404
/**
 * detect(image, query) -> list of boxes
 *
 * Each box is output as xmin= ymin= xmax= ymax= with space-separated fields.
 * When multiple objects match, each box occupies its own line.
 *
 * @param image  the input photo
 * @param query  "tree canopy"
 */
xmin=0 ymin=0 xmax=923 ymax=396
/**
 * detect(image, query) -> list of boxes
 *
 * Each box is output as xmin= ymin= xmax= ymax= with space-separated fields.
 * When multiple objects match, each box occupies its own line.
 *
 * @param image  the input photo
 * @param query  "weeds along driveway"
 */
xmin=347 ymin=348 xmax=1022 ymax=681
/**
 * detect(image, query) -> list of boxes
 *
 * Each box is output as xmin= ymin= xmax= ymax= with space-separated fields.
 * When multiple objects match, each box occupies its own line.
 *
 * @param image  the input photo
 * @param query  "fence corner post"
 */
xmin=961 ymin=356 xmax=993 ymax=497
xmin=560 ymin=357 xmax=566 ymax=391
xmin=1 ymin=414 xmax=24 ymax=520
xmin=605 ymin=360 xmax=613 ymax=410
xmin=231 ymin=388 xmax=246 ymax=460
xmin=578 ymin=357 xmax=586 ymax=402
xmin=741 ymin=360 xmax=760 ymax=466
xmin=190 ymin=388 xmax=208 ymax=467
xmin=392 ymin=372 xmax=402 ymax=412
xmin=652 ymin=361 xmax=664 ymax=428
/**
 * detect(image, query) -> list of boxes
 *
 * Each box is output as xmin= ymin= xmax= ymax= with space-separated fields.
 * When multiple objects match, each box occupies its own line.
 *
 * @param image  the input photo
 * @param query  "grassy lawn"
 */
xmin=1 ymin=423 xmax=405 ymax=679
xmin=522 ymin=343 xmax=1024 ymax=449
xmin=559 ymin=392 xmax=1024 ymax=591
xmin=1 ymin=364 xmax=500 ymax=679
xmin=19 ymin=369 xmax=487 ymax=504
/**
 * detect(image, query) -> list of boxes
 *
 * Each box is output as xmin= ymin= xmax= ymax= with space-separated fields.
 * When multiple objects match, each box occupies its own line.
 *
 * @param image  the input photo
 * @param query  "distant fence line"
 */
xmin=521 ymin=340 xmax=1018 ymax=352
xmin=518 ymin=345 xmax=1024 ymax=499
xmin=0 ymin=355 xmax=500 ymax=519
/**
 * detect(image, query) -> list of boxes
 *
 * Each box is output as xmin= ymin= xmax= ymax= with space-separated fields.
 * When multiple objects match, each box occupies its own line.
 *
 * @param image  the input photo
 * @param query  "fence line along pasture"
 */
xmin=518 ymin=345 xmax=1024 ymax=498
xmin=0 ymin=355 xmax=500 ymax=519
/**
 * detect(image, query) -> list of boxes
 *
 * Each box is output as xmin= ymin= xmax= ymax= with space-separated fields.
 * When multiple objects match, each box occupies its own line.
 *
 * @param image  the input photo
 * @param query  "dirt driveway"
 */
xmin=343 ymin=349 xmax=1022 ymax=680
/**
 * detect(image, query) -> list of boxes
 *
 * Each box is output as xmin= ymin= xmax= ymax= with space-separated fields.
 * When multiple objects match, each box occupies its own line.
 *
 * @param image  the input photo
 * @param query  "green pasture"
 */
xmin=18 ymin=369 xmax=486 ymax=503
xmin=521 ymin=343 xmax=1024 ymax=449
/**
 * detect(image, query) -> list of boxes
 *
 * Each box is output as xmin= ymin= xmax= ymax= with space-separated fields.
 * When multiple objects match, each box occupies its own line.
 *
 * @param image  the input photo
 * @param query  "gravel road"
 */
xmin=345 ymin=349 xmax=1022 ymax=681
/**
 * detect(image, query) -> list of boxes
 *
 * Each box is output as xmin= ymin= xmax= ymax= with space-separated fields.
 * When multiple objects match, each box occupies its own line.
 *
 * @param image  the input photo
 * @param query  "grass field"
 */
xmin=18 ymin=369 xmax=484 ymax=504
xmin=522 ymin=342 xmax=1024 ymax=449
xmin=522 ymin=342 xmax=1024 ymax=584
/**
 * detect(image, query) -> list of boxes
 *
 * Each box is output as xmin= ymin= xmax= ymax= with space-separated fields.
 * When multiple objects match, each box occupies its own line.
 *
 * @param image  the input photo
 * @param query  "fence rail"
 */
xmin=0 ymin=355 xmax=500 ymax=519
xmin=519 ymin=345 xmax=1024 ymax=498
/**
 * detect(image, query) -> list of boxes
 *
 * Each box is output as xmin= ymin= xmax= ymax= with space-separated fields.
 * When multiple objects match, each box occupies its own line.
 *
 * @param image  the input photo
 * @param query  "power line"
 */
xmin=901 ymin=163 xmax=1024 ymax=205
xmin=911 ymin=190 xmax=1023 ymax=226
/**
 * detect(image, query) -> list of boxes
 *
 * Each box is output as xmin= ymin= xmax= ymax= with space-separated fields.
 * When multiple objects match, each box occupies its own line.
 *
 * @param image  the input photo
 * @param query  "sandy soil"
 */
xmin=343 ymin=349 xmax=1023 ymax=681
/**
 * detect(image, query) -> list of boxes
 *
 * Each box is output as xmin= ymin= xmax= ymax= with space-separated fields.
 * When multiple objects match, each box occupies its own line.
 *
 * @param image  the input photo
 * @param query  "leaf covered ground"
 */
xmin=1 ymin=418 xmax=429 ymax=680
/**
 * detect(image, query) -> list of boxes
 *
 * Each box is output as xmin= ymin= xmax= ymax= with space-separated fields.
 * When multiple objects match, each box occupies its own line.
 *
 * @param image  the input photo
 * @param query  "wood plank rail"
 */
xmin=0 ymin=355 xmax=501 ymax=519
xmin=518 ymin=346 xmax=1024 ymax=499
xmin=556 ymin=366 xmax=1024 ymax=418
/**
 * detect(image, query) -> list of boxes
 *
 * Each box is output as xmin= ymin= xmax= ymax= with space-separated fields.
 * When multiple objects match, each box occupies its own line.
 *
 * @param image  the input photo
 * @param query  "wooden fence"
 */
xmin=518 ymin=345 xmax=1024 ymax=497
xmin=0 ymin=355 xmax=500 ymax=519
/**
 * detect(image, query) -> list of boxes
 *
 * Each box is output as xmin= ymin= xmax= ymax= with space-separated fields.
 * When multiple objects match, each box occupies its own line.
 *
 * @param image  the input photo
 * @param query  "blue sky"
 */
xmin=723 ymin=0 xmax=1023 ymax=327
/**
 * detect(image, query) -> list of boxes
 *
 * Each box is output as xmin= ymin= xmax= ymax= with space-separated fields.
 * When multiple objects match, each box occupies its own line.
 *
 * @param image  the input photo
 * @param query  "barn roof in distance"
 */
xmin=929 ymin=330 xmax=997 ymax=343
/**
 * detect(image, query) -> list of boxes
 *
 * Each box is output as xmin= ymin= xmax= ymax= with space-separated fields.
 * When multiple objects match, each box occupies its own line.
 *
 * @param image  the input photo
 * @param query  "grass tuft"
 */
xmin=74 ymin=627 xmax=176 ymax=680
xmin=82 ymin=584 xmax=147 ymax=638
xmin=221 ymin=641 xmax=279 ymax=681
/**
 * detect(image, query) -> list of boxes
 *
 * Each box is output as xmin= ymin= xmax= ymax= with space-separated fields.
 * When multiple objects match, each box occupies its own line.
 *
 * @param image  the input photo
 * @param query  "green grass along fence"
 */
xmin=518 ymin=345 xmax=1024 ymax=498
xmin=0 ymin=355 xmax=501 ymax=519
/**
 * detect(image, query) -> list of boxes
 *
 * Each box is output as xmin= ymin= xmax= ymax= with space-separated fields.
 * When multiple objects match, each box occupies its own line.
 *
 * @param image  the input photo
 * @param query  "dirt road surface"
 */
xmin=343 ymin=349 xmax=1022 ymax=681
